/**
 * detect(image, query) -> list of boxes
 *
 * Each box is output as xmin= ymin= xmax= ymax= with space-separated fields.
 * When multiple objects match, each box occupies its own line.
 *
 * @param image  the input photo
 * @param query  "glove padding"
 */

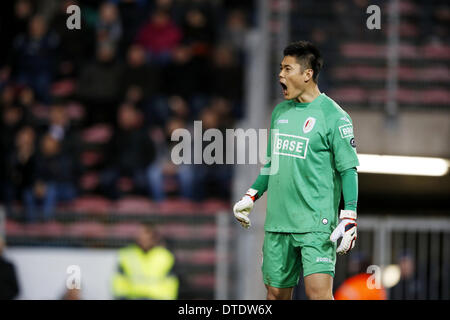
xmin=330 ymin=211 xmax=357 ymax=254
xmin=233 ymin=188 xmax=257 ymax=229
xmin=233 ymin=196 xmax=253 ymax=229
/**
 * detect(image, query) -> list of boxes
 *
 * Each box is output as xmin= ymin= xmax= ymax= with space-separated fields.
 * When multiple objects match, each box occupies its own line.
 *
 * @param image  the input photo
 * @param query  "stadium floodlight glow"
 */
xmin=357 ymin=154 xmax=449 ymax=176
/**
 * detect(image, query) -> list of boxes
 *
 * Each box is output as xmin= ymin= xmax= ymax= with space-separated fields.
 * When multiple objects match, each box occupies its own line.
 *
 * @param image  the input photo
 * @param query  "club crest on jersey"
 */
xmin=302 ymin=117 xmax=316 ymax=133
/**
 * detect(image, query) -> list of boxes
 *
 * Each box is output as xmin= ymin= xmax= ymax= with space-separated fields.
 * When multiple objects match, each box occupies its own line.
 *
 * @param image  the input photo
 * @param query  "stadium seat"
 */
xmin=50 ymin=79 xmax=76 ymax=97
xmin=108 ymin=222 xmax=142 ymax=239
xmin=158 ymin=199 xmax=199 ymax=215
xmin=66 ymin=221 xmax=109 ymax=238
xmin=114 ymin=196 xmax=157 ymax=215
xmin=200 ymin=199 xmax=230 ymax=215
xmin=79 ymin=172 xmax=101 ymax=192
xmin=66 ymin=102 xmax=85 ymax=121
xmin=81 ymin=124 xmax=113 ymax=144
xmin=37 ymin=222 xmax=66 ymax=237
xmin=5 ymin=220 xmax=25 ymax=237
xmin=69 ymin=196 xmax=112 ymax=215
xmin=423 ymin=43 xmax=450 ymax=59
xmin=328 ymin=87 xmax=366 ymax=103
xmin=189 ymin=274 xmax=216 ymax=288
xmin=191 ymin=249 xmax=216 ymax=264
xmin=80 ymin=151 xmax=104 ymax=167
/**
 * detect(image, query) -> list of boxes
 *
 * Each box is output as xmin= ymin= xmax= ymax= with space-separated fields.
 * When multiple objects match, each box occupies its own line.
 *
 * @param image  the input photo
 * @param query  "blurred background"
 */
xmin=0 ymin=0 xmax=448 ymax=300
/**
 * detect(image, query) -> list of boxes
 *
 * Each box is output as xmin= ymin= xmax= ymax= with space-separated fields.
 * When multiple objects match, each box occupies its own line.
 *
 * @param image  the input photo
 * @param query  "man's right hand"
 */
xmin=233 ymin=188 xmax=258 ymax=229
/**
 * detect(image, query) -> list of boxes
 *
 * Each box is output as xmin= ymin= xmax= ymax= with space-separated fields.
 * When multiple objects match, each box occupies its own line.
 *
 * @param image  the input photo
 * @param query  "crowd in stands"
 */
xmin=0 ymin=0 xmax=251 ymax=222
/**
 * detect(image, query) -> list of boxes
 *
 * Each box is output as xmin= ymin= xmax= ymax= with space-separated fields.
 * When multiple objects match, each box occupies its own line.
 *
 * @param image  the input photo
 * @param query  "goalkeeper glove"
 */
xmin=233 ymin=188 xmax=258 ymax=229
xmin=330 ymin=210 xmax=357 ymax=254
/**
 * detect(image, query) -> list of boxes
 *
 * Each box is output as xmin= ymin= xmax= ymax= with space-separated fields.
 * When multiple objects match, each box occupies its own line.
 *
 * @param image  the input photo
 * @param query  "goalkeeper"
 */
xmin=233 ymin=41 xmax=359 ymax=300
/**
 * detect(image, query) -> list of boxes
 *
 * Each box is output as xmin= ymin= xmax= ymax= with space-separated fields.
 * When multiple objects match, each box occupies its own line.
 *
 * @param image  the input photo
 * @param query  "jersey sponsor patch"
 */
xmin=302 ymin=117 xmax=316 ymax=133
xmin=339 ymin=124 xmax=353 ymax=138
xmin=273 ymin=133 xmax=309 ymax=159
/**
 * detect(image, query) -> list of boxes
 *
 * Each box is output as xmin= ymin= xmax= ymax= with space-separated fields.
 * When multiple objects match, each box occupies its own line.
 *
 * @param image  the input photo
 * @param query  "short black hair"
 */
xmin=283 ymin=41 xmax=323 ymax=83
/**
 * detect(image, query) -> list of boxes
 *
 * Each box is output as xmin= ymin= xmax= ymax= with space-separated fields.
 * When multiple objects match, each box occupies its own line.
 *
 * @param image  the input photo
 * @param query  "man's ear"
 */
xmin=304 ymin=68 xmax=314 ymax=82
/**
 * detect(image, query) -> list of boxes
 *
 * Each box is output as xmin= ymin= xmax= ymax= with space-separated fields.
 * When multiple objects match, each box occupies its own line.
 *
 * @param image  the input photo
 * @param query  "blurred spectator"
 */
xmin=181 ymin=7 xmax=214 ymax=56
xmin=0 ymin=237 xmax=20 ymax=300
xmin=111 ymin=0 xmax=151 ymax=54
xmin=135 ymin=9 xmax=182 ymax=64
xmin=209 ymin=46 xmax=243 ymax=104
xmin=219 ymin=9 xmax=248 ymax=54
xmin=23 ymin=134 xmax=77 ymax=222
xmin=10 ymin=15 xmax=59 ymax=104
xmin=192 ymin=107 xmax=232 ymax=201
xmin=112 ymin=223 xmax=179 ymax=300
xmin=96 ymin=2 xmax=122 ymax=51
xmin=50 ymin=0 xmax=94 ymax=77
xmin=390 ymin=251 xmax=424 ymax=300
xmin=1 ymin=104 xmax=28 ymax=208
xmin=5 ymin=126 xmax=38 ymax=219
xmin=147 ymin=117 xmax=195 ymax=201
xmin=163 ymin=44 xmax=209 ymax=116
xmin=100 ymin=103 xmax=156 ymax=199
xmin=76 ymin=44 xmax=123 ymax=124
xmin=0 ymin=0 xmax=35 ymax=68
xmin=121 ymin=44 xmax=161 ymax=106
xmin=334 ymin=253 xmax=387 ymax=300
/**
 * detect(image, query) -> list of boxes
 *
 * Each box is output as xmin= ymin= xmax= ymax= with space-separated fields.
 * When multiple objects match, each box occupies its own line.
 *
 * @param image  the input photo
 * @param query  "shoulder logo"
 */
xmin=277 ymin=119 xmax=288 ymax=124
xmin=303 ymin=117 xmax=316 ymax=133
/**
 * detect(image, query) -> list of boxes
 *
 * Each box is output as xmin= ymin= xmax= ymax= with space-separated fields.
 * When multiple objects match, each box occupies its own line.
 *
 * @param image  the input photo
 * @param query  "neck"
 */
xmin=295 ymin=85 xmax=321 ymax=103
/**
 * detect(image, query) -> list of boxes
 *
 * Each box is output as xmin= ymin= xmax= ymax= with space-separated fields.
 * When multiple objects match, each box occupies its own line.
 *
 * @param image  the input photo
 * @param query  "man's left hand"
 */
xmin=330 ymin=210 xmax=357 ymax=255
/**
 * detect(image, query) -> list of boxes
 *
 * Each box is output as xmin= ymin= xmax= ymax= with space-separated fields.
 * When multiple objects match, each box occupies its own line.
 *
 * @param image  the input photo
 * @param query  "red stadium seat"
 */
xmin=108 ymin=223 xmax=142 ymax=239
xmin=422 ymin=43 xmax=450 ymax=60
xmin=158 ymin=199 xmax=199 ymax=215
xmin=189 ymin=274 xmax=216 ymax=288
xmin=66 ymin=102 xmax=85 ymax=121
xmin=5 ymin=220 xmax=25 ymax=237
xmin=79 ymin=172 xmax=100 ymax=192
xmin=80 ymin=151 xmax=104 ymax=167
xmin=69 ymin=196 xmax=112 ymax=215
xmin=37 ymin=222 xmax=66 ymax=237
xmin=50 ymin=79 xmax=76 ymax=97
xmin=114 ymin=196 xmax=157 ymax=214
xmin=200 ymin=199 xmax=231 ymax=215
xmin=81 ymin=124 xmax=113 ymax=144
xmin=66 ymin=221 xmax=109 ymax=238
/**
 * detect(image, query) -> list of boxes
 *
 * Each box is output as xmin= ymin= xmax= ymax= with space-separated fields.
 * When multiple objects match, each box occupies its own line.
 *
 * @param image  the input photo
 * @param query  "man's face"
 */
xmin=279 ymin=55 xmax=312 ymax=100
xmin=136 ymin=227 xmax=157 ymax=251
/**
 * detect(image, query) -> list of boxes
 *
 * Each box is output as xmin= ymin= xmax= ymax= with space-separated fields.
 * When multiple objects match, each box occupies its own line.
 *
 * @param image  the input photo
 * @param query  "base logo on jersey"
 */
xmin=303 ymin=117 xmax=316 ymax=133
xmin=339 ymin=124 xmax=353 ymax=138
xmin=273 ymin=133 xmax=309 ymax=159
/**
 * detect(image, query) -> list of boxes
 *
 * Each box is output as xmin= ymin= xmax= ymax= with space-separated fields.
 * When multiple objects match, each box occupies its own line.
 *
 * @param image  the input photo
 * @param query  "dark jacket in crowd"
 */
xmin=0 ymin=256 xmax=20 ymax=300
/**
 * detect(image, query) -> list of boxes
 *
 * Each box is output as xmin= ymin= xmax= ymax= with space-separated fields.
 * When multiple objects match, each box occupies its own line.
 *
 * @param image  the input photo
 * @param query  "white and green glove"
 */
xmin=233 ymin=188 xmax=258 ymax=229
xmin=330 ymin=210 xmax=357 ymax=254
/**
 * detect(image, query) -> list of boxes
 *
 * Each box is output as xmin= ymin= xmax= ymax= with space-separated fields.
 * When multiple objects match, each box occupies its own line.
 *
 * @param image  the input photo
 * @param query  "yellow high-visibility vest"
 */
xmin=112 ymin=245 xmax=179 ymax=300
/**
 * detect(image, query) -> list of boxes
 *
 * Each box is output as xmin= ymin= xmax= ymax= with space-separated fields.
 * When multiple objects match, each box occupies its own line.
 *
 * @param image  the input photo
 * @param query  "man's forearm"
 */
xmin=250 ymin=160 xmax=271 ymax=199
xmin=340 ymin=167 xmax=358 ymax=212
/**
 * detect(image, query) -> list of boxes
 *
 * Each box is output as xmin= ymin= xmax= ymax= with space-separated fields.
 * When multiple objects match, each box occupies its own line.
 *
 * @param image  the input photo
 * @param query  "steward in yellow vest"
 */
xmin=112 ymin=224 xmax=179 ymax=299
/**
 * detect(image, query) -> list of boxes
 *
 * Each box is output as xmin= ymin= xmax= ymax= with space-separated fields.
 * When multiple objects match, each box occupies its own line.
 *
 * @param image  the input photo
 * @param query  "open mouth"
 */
xmin=280 ymin=82 xmax=288 ymax=96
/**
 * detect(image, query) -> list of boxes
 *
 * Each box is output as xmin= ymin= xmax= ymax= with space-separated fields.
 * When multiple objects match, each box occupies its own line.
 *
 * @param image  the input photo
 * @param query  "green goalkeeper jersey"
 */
xmin=251 ymin=93 xmax=359 ymax=233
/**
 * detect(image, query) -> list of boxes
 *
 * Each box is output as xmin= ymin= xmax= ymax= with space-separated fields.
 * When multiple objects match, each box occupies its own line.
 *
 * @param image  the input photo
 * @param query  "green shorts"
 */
xmin=262 ymin=231 xmax=336 ymax=288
